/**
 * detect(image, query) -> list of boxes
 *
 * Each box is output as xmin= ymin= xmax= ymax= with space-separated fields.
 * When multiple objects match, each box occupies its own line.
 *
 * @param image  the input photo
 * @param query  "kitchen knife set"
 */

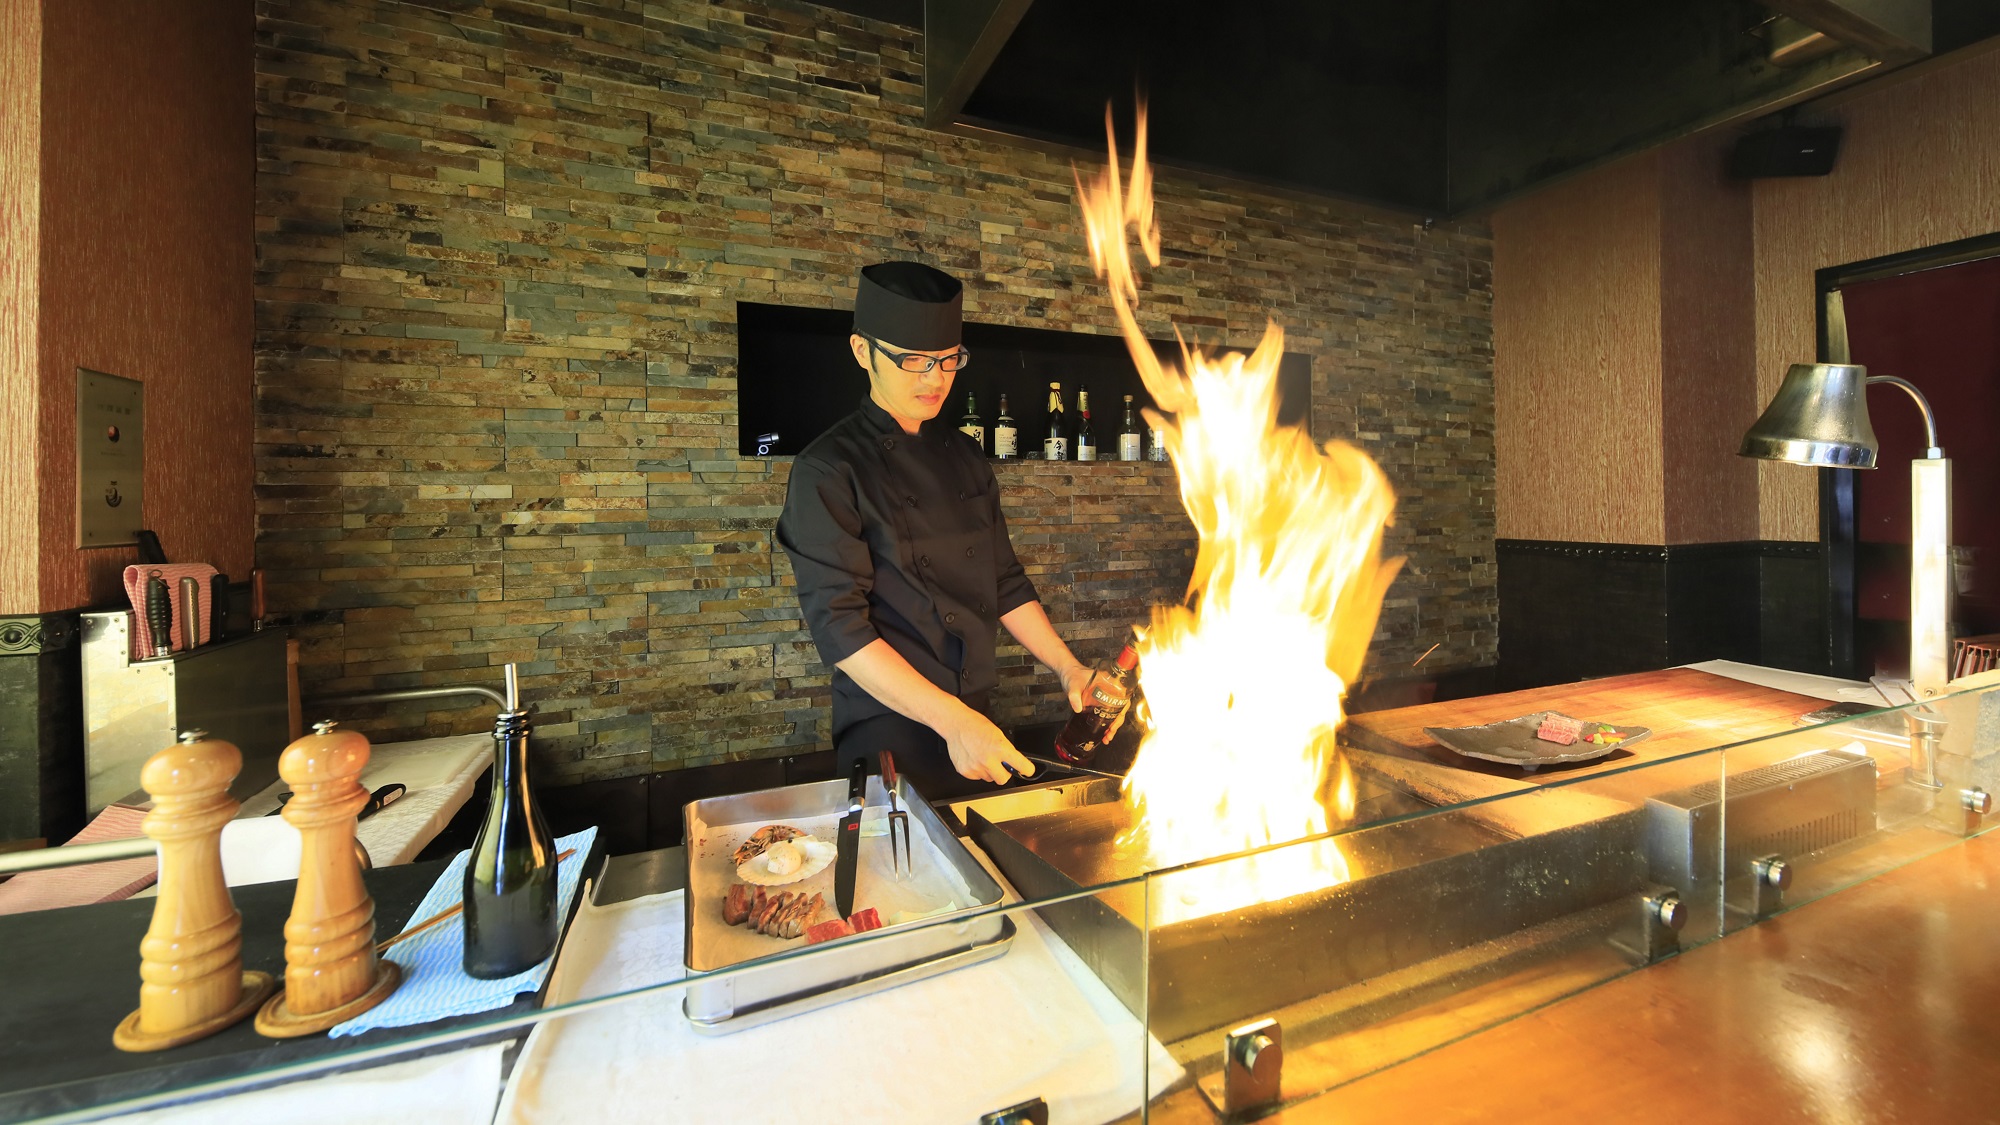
xmin=832 ymin=752 xmax=915 ymax=920
xmin=120 ymin=562 xmax=247 ymax=660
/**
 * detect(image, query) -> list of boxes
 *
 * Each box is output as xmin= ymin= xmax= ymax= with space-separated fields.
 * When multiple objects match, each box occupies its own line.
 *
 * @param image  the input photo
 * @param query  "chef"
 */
xmin=777 ymin=260 xmax=1124 ymax=799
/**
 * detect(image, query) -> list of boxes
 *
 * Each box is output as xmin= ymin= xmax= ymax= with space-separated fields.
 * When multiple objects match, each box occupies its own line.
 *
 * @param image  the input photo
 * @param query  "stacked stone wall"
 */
xmin=254 ymin=0 xmax=1495 ymax=782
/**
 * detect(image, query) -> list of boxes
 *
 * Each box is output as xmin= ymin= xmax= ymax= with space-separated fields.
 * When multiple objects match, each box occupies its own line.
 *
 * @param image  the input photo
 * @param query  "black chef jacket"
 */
xmin=777 ymin=396 xmax=1039 ymax=750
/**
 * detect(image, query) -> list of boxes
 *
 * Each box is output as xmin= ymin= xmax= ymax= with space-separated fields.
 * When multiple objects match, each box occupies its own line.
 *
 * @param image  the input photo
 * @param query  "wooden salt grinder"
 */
xmin=113 ymin=731 xmax=277 ymax=1052
xmin=254 ymin=720 xmax=401 ymax=1037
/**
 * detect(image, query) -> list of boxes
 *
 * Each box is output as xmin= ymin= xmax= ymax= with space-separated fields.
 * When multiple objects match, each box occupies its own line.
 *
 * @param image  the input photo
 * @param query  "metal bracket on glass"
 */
xmin=1612 ymin=885 xmax=1686 ymax=966
xmin=1906 ymin=708 xmax=1947 ymax=790
xmin=1196 ymin=1017 xmax=1284 ymax=1120
xmin=1743 ymin=854 xmax=1791 ymax=922
xmin=1962 ymin=788 xmax=1992 ymax=836
xmin=980 ymin=1096 xmax=1048 ymax=1125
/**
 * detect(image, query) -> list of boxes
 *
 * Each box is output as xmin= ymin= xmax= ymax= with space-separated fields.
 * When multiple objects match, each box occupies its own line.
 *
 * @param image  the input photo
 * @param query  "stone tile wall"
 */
xmin=254 ymin=0 xmax=1495 ymax=783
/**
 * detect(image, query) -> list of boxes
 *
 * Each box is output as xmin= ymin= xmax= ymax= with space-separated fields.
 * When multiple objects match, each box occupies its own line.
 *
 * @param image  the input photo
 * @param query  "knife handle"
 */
xmin=250 ymin=568 xmax=265 ymax=631
xmin=144 ymin=573 xmax=172 ymax=658
xmin=178 ymin=576 xmax=201 ymax=650
xmin=210 ymin=573 xmax=229 ymax=639
xmin=847 ymin=754 xmax=868 ymax=812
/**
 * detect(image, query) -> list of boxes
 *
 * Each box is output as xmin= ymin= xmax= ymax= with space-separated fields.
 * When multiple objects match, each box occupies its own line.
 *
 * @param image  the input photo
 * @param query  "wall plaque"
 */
xmin=76 ymin=368 xmax=144 ymax=548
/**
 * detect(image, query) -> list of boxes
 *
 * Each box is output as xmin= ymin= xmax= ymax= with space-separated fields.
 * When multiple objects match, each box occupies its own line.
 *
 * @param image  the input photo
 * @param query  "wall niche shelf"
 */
xmin=735 ymin=301 xmax=1312 ymax=458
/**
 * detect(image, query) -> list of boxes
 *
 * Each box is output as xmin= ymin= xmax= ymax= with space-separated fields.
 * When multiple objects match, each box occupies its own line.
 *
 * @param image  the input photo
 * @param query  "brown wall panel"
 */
xmin=35 ymin=0 xmax=254 ymax=611
xmin=1752 ymin=44 xmax=2000 ymax=541
xmin=1660 ymin=132 xmax=1758 ymax=545
xmin=0 ymin=0 xmax=41 ymax=615
xmin=1492 ymin=151 xmax=1665 ymax=545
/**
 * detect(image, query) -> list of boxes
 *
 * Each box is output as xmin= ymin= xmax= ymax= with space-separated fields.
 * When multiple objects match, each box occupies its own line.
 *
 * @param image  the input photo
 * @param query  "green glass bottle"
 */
xmin=462 ymin=664 xmax=558 ymax=979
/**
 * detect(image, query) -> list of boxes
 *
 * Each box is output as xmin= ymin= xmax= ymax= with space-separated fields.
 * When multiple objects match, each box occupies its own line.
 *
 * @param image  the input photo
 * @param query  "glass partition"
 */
xmin=15 ymin=671 xmax=2000 ymax=1122
xmin=43 ymin=877 xmax=1156 ymax=1125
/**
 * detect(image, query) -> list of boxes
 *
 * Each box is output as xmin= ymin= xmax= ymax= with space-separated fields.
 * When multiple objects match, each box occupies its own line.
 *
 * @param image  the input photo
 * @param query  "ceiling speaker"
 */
xmin=1729 ymin=126 xmax=1842 ymax=179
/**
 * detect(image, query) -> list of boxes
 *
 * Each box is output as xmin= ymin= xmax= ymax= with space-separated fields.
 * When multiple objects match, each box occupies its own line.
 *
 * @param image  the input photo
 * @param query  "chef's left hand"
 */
xmin=1062 ymin=663 xmax=1129 ymax=714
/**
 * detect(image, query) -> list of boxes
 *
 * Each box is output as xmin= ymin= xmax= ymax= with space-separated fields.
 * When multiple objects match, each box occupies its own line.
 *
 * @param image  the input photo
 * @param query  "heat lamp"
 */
xmin=1740 ymin=361 xmax=1952 ymax=696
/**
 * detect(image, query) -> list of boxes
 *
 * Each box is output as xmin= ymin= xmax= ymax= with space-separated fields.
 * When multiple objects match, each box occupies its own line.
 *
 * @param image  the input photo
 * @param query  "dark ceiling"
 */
xmin=960 ymin=1 xmax=1448 ymax=212
xmin=817 ymin=0 xmax=2000 ymax=216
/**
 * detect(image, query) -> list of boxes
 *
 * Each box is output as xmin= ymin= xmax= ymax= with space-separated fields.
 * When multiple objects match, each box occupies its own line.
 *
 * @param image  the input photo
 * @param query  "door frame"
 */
xmin=1815 ymin=229 xmax=2000 ymax=679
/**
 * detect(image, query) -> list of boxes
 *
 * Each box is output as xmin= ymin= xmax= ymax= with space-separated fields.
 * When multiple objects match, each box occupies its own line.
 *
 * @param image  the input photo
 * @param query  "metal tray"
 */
xmin=1425 ymin=711 xmax=1651 ymax=771
xmin=681 ymin=776 xmax=1013 ymax=1034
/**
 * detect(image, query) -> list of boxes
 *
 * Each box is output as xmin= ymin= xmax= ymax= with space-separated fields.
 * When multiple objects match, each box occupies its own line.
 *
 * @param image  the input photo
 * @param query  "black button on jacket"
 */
xmin=777 ymin=397 xmax=1038 ymax=740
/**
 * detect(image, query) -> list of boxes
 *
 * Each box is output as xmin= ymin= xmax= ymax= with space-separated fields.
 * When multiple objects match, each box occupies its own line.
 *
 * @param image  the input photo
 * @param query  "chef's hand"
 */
xmin=944 ymin=710 xmax=1035 ymax=785
xmin=1061 ymin=663 xmax=1130 ymax=714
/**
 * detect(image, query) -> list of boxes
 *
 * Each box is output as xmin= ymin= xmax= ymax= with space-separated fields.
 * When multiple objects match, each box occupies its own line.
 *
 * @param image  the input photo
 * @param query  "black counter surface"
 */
xmin=0 ymin=853 xmax=577 ymax=1123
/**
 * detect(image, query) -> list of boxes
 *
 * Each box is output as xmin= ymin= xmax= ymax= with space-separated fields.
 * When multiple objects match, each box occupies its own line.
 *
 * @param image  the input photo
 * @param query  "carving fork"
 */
xmin=879 ymin=750 xmax=913 ymax=878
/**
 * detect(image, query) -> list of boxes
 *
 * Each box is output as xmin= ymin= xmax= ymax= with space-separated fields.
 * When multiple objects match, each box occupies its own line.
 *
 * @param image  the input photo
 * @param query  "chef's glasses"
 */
xmin=862 ymin=334 xmax=971 ymax=374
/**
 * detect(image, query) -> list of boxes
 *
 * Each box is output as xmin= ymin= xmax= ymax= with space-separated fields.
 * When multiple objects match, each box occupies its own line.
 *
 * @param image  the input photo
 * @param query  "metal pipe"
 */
xmin=306 ymin=683 xmax=508 ymax=711
xmin=0 ymin=833 xmax=373 ymax=877
xmin=1866 ymin=375 xmax=1942 ymax=457
xmin=0 ymin=836 xmax=154 ymax=876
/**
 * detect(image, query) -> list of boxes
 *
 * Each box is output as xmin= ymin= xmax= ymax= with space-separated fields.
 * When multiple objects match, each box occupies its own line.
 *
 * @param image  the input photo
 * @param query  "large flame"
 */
xmin=1075 ymin=106 xmax=1403 ymax=922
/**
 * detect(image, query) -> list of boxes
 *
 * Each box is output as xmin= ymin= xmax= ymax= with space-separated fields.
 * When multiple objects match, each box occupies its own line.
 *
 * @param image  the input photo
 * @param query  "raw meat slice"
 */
xmin=806 ymin=918 xmax=854 ymax=945
xmin=1535 ymin=713 xmax=1583 ymax=745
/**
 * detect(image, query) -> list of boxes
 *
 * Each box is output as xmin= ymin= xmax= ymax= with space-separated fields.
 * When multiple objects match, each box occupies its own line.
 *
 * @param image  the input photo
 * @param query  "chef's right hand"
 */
xmin=944 ymin=711 xmax=1035 ymax=786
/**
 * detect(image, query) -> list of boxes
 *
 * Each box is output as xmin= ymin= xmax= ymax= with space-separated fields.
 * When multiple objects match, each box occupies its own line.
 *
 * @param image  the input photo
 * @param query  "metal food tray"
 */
xmin=681 ymin=776 xmax=1014 ymax=1034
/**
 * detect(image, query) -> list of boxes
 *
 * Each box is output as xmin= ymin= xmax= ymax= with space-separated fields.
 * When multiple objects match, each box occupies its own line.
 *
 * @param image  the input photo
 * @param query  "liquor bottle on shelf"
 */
xmin=463 ymin=665 xmax=558 ymax=979
xmin=993 ymin=393 xmax=1018 ymax=460
xmin=1053 ymin=644 xmax=1139 ymax=764
xmin=1076 ymin=385 xmax=1097 ymax=461
xmin=1118 ymin=395 xmax=1143 ymax=461
xmin=1147 ymin=420 xmax=1169 ymax=462
xmin=958 ymin=391 xmax=984 ymax=452
xmin=1042 ymin=381 xmax=1069 ymax=462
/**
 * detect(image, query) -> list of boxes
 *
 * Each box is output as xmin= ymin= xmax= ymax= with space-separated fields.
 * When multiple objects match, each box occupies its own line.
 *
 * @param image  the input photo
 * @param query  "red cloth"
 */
xmin=0 ymin=805 xmax=156 ymax=916
xmin=121 ymin=563 xmax=218 ymax=658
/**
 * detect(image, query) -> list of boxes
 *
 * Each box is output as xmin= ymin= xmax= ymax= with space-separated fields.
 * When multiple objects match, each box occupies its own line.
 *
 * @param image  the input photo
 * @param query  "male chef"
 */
xmin=777 ymin=260 xmax=1122 ymax=799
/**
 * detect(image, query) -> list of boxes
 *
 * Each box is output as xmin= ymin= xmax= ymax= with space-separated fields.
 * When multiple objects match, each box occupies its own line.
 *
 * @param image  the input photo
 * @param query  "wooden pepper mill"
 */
xmin=255 ymin=720 xmax=401 ymax=1037
xmin=113 ymin=731 xmax=277 ymax=1052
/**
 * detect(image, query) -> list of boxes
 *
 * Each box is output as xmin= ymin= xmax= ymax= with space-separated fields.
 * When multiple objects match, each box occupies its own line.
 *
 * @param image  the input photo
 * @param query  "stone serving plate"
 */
xmin=1423 ymin=711 xmax=1651 ymax=772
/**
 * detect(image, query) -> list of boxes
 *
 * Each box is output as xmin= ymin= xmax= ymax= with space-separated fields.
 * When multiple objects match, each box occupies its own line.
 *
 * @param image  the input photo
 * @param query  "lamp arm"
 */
xmin=1865 ymin=375 xmax=1942 ymax=457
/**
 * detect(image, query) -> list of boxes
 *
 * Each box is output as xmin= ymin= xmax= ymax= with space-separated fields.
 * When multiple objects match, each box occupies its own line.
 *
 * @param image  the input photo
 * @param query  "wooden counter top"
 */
xmin=1251 ymin=826 xmax=2000 ymax=1123
xmin=1341 ymin=668 xmax=1839 ymax=794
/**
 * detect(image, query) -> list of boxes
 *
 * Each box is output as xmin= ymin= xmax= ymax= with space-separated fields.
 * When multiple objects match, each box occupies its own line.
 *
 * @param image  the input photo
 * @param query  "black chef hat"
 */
xmin=853 ymin=261 xmax=963 ymax=351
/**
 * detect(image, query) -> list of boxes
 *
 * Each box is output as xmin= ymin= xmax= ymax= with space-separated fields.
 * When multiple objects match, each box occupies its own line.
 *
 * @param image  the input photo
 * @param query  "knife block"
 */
xmin=80 ymin=611 xmax=289 ymax=815
xmin=112 ymin=732 xmax=276 ymax=1052
xmin=254 ymin=721 xmax=401 ymax=1038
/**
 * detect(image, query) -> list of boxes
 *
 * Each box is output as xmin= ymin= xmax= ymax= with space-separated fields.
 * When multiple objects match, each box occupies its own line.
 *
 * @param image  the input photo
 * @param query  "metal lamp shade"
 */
xmin=1739 ymin=363 xmax=1880 ymax=468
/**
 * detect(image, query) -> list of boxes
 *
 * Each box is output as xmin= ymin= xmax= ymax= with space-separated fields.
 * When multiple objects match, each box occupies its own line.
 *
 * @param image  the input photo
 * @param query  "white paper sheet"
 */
xmin=499 ymin=854 xmax=1183 ymax=1125
xmin=101 ymin=1042 xmax=505 ymax=1125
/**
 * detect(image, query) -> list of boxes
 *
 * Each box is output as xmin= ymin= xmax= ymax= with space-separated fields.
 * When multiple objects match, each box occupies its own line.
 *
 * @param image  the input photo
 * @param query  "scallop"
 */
xmin=762 ymin=839 xmax=803 ymax=876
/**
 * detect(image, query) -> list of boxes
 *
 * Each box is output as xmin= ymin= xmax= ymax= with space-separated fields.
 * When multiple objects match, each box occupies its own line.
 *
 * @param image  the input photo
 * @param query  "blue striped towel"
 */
xmin=330 ymin=827 xmax=597 ymax=1037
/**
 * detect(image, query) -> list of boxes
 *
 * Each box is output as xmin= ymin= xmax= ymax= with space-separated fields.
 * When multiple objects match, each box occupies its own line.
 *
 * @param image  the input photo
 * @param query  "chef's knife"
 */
xmin=834 ymin=755 xmax=866 ymax=919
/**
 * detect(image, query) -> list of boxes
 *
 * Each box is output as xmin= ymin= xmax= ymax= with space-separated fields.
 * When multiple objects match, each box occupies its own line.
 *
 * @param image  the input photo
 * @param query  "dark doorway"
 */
xmin=1824 ymin=246 xmax=2000 ymax=679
